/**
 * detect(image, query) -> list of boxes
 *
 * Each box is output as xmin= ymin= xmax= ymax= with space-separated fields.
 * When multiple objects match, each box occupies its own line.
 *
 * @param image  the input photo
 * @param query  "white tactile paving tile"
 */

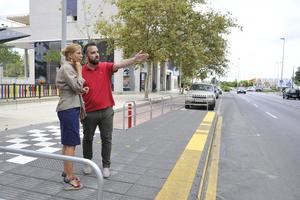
xmin=5 ymin=143 xmax=31 ymax=149
xmin=7 ymin=155 xmax=37 ymax=164
xmin=29 ymin=133 xmax=49 ymax=137
xmin=45 ymin=126 xmax=60 ymax=129
xmin=31 ymin=137 xmax=52 ymax=142
xmin=36 ymin=147 xmax=60 ymax=153
xmin=33 ymin=142 xmax=56 ymax=147
xmin=48 ymin=130 xmax=60 ymax=133
xmin=6 ymin=139 xmax=28 ymax=143
xmin=27 ymin=129 xmax=46 ymax=133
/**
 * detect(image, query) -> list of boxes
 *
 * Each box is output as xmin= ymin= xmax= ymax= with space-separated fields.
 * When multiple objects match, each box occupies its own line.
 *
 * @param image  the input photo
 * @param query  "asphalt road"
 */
xmin=217 ymin=92 xmax=300 ymax=200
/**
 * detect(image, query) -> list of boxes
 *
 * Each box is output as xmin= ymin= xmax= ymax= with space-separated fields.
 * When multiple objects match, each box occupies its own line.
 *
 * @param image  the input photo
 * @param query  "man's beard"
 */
xmin=88 ymin=57 xmax=99 ymax=65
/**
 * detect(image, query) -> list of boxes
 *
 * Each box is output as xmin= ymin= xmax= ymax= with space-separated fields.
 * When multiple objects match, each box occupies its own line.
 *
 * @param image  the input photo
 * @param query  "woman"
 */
xmin=56 ymin=43 xmax=88 ymax=190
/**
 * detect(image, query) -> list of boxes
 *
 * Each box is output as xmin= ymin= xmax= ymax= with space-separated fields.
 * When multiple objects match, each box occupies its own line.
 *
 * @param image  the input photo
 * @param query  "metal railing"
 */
xmin=0 ymin=146 xmax=104 ymax=200
xmin=122 ymin=95 xmax=184 ymax=130
xmin=0 ymin=84 xmax=59 ymax=99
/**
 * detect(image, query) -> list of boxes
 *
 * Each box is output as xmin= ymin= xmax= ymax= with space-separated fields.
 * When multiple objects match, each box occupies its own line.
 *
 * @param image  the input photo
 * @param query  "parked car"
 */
xmin=283 ymin=88 xmax=299 ymax=99
xmin=237 ymin=87 xmax=247 ymax=94
xmin=185 ymin=83 xmax=216 ymax=110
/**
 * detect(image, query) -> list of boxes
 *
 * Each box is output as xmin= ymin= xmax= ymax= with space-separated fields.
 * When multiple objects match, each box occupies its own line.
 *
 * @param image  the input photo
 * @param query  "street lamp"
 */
xmin=280 ymin=37 xmax=285 ymax=90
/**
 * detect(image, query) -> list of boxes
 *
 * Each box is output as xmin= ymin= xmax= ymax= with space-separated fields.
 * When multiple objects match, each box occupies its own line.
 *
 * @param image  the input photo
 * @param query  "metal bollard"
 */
xmin=128 ymin=103 xmax=132 ymax=128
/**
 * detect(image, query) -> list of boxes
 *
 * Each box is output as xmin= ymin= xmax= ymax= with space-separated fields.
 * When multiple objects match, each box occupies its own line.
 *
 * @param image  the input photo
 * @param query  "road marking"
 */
xmin=204 ymin=117 xmax=223 ymax=200
xmin=265 ymin=112 xmax=278 ymax=119
xmin=253 ymin=104 xmax=258 ymax=108
xmin=155 ymin=112 xmax=215 ymax=200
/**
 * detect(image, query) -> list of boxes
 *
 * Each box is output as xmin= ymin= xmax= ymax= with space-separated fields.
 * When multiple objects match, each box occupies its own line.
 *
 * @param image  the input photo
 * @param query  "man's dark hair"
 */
xmin=83 ymin=41 xmax=97 ymax=55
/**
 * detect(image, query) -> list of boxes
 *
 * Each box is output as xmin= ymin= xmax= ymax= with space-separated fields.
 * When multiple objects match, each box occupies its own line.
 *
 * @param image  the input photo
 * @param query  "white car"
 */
xmin=185 ymin=83 xmax=216 ymax=110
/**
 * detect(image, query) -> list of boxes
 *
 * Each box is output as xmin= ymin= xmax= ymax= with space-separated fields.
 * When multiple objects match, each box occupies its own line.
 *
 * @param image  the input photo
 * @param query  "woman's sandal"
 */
xmin=63 ymin=176 xmax=83 ymax=190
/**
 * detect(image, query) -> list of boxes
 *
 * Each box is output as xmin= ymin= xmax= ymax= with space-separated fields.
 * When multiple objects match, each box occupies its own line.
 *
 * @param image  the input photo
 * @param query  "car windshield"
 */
xmin=190 ymin=84 xmax=213 ymax=91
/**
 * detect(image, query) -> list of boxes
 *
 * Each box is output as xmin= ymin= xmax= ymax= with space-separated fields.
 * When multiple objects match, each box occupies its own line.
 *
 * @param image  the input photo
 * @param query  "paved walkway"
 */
xmin=0 ymin=91 xmax=179 ymax=132
xmin=0 ymin=91 xmax=216 ymax=200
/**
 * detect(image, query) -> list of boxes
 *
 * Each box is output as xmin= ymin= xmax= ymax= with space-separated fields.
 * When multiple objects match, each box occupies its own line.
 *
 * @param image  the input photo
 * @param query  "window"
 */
xmin=67 ymin=0 xmax=77 ymax=21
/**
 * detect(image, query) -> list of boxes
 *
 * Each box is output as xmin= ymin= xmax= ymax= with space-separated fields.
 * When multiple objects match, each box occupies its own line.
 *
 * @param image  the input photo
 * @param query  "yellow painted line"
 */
xmin=186 ymin=134 xmax=207 ymax=151
xmin=155 ymin=112 xmax=215 ymax=200
xmin=203 ymin=112 xmax=215 ymax=123
xmin=204 ymin=117 xmax=223 ymax=200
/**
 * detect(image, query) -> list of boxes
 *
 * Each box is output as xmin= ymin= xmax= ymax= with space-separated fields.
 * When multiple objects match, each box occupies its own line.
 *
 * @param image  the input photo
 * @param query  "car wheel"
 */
xmin=185 ymin=105 xmax=190 ymax=109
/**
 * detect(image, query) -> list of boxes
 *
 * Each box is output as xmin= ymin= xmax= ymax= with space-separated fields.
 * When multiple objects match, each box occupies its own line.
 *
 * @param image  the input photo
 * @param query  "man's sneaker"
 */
xmin=103 ymin=168 xmax=110 ymax=178
xmin=82 ymin=165 xmax=92 ymax=175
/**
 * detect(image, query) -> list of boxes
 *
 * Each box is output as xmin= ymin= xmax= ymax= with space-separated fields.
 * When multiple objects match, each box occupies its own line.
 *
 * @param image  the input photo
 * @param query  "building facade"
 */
xmin=7 ymin=0 xmax=179 ymax=92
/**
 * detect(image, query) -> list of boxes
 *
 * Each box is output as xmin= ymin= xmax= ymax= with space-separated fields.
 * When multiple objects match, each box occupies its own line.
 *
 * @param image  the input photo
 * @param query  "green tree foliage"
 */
xmin=96 ymin=0 xmax=238 ymax=96
xmin=0 ymin=45 xmax=24 ymax=77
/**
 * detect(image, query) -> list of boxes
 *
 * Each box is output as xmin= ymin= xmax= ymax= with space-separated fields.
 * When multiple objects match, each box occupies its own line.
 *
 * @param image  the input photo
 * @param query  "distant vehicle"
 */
xmin=255 ymin=87 xmax=263 ymax=92
xmin=217 ymin=87 xmax=223 ymax=95
xmin=237 ymin=87 xmax=247 ymax=94
xmin=214 ymin=87 xmax=219 ymax=99
xmin=247 ymin=87 xmax=255 ymax=92
xmin=185 ymin=83 xmax=216 ymax=110
xmin=283 ymin=88 xmax=299 ymax=99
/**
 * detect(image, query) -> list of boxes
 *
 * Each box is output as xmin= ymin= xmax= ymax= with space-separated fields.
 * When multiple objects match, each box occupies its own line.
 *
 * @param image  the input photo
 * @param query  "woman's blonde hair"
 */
xmin=61 ymin=43 xmax=82 ymax=61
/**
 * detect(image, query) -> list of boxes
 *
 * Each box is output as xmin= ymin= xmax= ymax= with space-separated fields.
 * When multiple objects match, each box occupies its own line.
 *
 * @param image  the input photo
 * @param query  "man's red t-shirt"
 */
xmin=82 ymin=62 xmax=115 ymax=112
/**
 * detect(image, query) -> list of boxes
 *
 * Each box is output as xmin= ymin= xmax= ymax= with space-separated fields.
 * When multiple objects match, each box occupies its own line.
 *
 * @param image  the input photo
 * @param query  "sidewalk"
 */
xmin=0 ymin=91 xmax=179 ymax=132
xmin=0 ymin=106 xmax=213 ymax=200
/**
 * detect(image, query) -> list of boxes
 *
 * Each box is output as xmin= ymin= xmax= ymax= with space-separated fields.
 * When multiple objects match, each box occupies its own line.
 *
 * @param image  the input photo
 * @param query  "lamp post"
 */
xmin=280 ymin=37 xmax=285 ymax=91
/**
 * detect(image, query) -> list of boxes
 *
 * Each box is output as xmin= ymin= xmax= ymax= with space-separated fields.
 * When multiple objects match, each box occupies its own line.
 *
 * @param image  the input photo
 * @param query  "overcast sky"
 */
xmin=1 ymin=0 xmax=300 ymax=81
xmin=207 ymin=0 xmax=300 ymax=81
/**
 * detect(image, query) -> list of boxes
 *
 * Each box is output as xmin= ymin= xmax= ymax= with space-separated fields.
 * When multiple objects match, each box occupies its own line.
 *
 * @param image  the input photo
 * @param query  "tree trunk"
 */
xmin=144 ymin=61 xmax=152 ymax=99
xmin=178 ymin=65 xmax=184 ymax=94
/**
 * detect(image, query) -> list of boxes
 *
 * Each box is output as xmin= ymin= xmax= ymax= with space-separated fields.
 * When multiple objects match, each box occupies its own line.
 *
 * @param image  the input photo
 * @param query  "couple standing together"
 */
xmin=56 ymin=42 xmax=149 ymax=190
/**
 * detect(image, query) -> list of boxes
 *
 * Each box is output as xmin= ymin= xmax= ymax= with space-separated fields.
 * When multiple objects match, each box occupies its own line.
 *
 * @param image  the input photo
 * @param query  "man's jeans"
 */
xmin=82 ymin=107 xmax=114 ymax=168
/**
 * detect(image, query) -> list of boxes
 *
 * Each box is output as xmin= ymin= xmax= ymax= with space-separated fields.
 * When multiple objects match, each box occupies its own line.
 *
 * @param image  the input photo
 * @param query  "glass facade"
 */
xmin=34 ymin=40 xmax=114 ymax=84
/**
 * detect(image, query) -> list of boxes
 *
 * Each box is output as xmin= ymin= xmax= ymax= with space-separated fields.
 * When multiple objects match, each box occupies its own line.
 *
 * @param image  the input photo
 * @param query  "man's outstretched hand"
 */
xmin=134 ymin=50 xmax=149 ymax=63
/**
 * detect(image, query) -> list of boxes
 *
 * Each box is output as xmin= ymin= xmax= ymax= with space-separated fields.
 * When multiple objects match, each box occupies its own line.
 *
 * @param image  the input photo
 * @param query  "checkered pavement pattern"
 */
xmin=0 ymin=126 xmax=99 ymax=165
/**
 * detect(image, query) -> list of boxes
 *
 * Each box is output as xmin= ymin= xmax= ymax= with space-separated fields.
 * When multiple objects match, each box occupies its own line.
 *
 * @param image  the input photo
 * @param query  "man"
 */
xmin=81 ymin=42 xmax=149 ymax=178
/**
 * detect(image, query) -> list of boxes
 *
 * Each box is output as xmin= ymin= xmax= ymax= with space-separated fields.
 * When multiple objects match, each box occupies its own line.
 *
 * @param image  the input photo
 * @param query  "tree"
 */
xmin=96 ymin=0 xmax=238 ymax=98
xmin=0 ymin=45 xmax=24 ymax=77
xmin=295 ymin=66 xmax=300 ymax=85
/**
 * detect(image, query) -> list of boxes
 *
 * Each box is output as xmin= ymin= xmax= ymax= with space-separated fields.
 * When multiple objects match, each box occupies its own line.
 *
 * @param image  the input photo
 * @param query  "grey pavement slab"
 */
xmin=0 ymin=108 xmax=207 ymax=199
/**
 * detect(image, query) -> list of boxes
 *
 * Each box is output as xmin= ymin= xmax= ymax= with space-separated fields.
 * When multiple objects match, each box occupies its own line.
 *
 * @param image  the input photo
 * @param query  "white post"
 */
xmin=113 ymin=49 xmax=124 ymax=93
xmin=156 ymin=62 xmax=161 ymax=91
xmin=61 ymin=0 xmax=67 ymax=63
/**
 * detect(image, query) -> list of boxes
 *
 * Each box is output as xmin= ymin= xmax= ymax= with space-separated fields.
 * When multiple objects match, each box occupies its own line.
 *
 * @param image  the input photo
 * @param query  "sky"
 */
xmin=207 ymin=0 xmax=300 ymax=81
xmin=1 ymin=0 xmax=300 ymax=81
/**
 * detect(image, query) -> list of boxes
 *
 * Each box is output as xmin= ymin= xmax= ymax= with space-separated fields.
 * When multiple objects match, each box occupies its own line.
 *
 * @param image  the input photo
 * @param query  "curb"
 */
xmin=188 ymin=113 xmax=219 ymax=200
